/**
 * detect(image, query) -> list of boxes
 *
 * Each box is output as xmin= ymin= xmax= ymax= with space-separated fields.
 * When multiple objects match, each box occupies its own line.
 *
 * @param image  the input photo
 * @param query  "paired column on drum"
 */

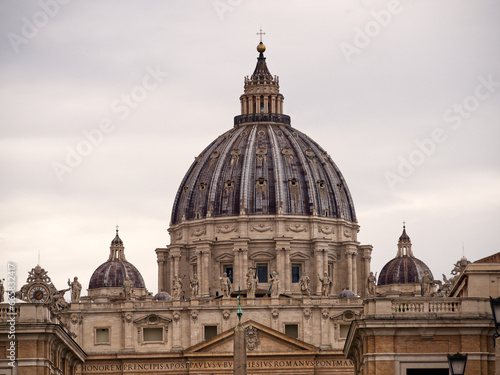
xmin=196 ymin=241 xmax=212 ymax=297
xmin=156 ymin=249 xmax=169 ymax=293
xmin=164 ymin=246 xmax=181 ymax=295
xmin=313 ymin=239 xmax=330 ymax=295
xmin=345 ymin=246 xmax=358 ymax=294
xmin=275 ymin=237 xmax=292 ymax=294
xmin=233 ymin=238 xmax=250 ymax=291
xmin=361 ymin=245 xmax=373 ymax=296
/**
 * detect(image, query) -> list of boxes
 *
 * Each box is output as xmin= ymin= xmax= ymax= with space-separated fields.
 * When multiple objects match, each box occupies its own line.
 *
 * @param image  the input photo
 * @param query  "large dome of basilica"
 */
xmin=170 ymin=42 xmax=356 ymax=225
xmin=160 ymin=40 xmax=369 ymax=300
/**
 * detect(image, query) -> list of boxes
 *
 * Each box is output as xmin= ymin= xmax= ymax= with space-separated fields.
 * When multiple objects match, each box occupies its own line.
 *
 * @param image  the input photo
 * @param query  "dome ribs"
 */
xmin=281 ymin=127 xmax=312 ymax=215
xmin=169 ymin=43 xmax=358 ymax=222
xmin=89 ymin=261 xmax=146 ymax=289
xmin=170 ymin=123 xmax=358 ymax=222
xmin=207 ymin=128 xmax=245 ymax=217
xmin=240 ymin=125 xmax=258 ymax=214
xmin=378 ymin=226 xmax=433 ymax=286
xmin=171 ymin=137 xmax=218 ymax=224
xmin=304 ymin=142 xmax=334 ymax=218
xmin=268 ymin=126 xmax=286 ymax=214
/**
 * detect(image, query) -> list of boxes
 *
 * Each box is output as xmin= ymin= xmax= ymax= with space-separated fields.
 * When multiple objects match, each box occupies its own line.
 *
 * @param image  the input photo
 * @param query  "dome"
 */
xmin=170 ymin=45 xmax=356 ymax=225
xmin=89 ymin=261 xmax=146 ymax=289
xmin=88 ymin=229 xmax=146 ymax=290
xmin=377 ymin=256 xmax=433 ymax=286
xmin=339 ymin=288 xmax=358 ymax=298
xmin=377 ymin=225 xmax=433 ymax=286
xmin=154 ymin=291 xmax=172 ymax=301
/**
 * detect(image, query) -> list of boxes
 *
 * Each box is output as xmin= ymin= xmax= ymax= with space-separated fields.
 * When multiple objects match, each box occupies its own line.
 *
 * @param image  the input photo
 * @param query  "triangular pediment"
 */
xmin=290 ymin=251 xmax=309 ymax=261
xmin=133 ymin=313 xmax=171 ymax=325
xmin=215 ymin=252 xmax=235 ymax=262
xmin=184 ymin=320 xmax=318 ymax=356
xmin=248 ymin=251 xmax=275 ymax=261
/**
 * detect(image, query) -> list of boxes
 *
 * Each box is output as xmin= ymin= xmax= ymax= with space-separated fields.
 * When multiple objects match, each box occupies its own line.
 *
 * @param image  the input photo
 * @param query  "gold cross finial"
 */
xmin=402 ymin=220 xmax=406 ymax=228
xmin=257 ymin=28 xmax=265 ymax=43
xmin=116 ymin=225 xmax=119 ymax=234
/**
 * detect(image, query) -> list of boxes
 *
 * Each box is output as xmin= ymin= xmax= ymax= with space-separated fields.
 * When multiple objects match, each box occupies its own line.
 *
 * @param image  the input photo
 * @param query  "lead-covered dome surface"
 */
xmin=89 ymin=261 xmax=146 ymax=289
xmin=88 ymin=230 xmax=146 ymax=289
xmin=377 ymin=256 xmax=433 ymax=286
xmin=377 ymin=225 xmax=433 ymax=286
xmin=171 ymin=123 xmax=356 ymax=224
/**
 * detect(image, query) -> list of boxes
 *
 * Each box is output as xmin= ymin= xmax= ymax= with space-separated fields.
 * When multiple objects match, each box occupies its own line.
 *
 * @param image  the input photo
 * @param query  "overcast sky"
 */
xmin=1 ymin=0 xmax=499 ymax=296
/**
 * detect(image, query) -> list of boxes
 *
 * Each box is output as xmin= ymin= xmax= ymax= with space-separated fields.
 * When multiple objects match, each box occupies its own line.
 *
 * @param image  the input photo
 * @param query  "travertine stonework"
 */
xmin=4 ymin=38 xmax=497 ymax=375
xmin=58 ymin=41 xmax=368 ymax=374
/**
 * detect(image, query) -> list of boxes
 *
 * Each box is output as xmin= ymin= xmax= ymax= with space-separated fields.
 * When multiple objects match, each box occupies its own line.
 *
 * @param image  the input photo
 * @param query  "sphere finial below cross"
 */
xmin=257 ymin=28 xmax=266 ymax=53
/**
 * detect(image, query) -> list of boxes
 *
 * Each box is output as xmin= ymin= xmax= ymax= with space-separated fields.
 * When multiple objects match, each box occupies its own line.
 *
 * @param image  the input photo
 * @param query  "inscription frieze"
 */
xmin=80 ymin=359 xmax=353 ymax=373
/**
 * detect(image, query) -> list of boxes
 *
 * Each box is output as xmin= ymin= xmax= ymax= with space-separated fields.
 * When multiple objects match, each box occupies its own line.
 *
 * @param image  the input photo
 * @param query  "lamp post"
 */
xmin=489 ymin=296 xmax=500 ymax=374
xmin=447 ymin=353 xmax=467 ymax=375
xmin=490 ymin=297 xmax=500 ymax=345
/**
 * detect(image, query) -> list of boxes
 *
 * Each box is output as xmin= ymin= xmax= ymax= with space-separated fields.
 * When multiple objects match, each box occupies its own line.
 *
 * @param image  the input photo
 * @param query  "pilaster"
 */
xmin=196 ymin=241 xmax=212 ymax=297
xmin=274 ymin=237 xmax=292 ymax=293
xmin=313 ymin=239 xmax=329 ymax=295
xmin=232 ymin=237 xmax=250 ymax=291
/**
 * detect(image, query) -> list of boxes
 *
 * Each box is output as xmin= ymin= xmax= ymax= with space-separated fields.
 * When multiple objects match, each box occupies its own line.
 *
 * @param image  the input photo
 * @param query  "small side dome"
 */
xmin=339 ymin=288 xmax=358 ymax=298
xmin=154 ymin=291 xmax=172 ymax=301
xmin=378 ymin=224 xmax=433 ymax=286
xmin=377 ymin=257 xmax=433 ymax=285
xmin=89 ymin=261 xmax=145 ymax=289
xmin=88 ymin=228 xmax=146 ymax=290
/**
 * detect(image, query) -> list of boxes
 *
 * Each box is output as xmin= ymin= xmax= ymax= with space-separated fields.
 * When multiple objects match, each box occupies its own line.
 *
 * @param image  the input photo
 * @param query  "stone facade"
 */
xmin=449 ymin=255 xmax=500 ymax=298
xmin=344 ymin=254 xmax=500 ymax=375
xmin=3 ymin=38 xmax=497 ymax=375
xmin=344 ymin=297 xmax=495 ymax=375
xmin=158 ymin=215 xmax=372 ymax=299
xmin=3 ymin=40 xmax=370 ymax=374
xmin=0 ymin=304 xmax=86 ymax=375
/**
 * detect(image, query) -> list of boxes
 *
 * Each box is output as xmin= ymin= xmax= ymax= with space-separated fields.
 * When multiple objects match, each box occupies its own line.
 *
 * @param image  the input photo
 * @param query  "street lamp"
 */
xmin=489 ymin=297 xmax=500 ymax=345
xmin=447 ymin=353 xmax=467 ymax=375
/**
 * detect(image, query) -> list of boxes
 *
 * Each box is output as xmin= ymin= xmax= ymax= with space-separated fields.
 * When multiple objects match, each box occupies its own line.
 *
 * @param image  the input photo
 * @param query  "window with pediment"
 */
xmin=134 ymin=314 xmax=171 ymax=345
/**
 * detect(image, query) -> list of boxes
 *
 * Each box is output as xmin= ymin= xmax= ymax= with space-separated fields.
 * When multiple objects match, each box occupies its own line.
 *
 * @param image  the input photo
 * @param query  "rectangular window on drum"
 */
xmin=291 ymin=264 xmax=301 ymax=283
xmin=223 ymin=265 xmax=233 ymax=283
xmin=257 ymin=264 xmax=268 ymax=283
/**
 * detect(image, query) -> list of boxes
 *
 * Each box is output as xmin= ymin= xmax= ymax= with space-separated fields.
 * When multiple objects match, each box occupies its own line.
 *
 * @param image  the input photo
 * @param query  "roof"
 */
xmin=170 ymin=44 xmax=356 ymax=224
xmin=88 ymin=260 xmax=146 ymax=289
xmin=474 ymin=251 xmax=500 ymax=263
xmin=88 ymin=229 xmax=146 ymax=289
xmin=378 ymin=256 xmax=433 ymax=285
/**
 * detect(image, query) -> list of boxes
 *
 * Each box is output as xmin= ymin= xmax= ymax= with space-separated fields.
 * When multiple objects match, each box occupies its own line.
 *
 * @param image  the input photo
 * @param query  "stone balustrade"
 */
xmin=364 ymin=297 xmax=492 ymax=318
xmin=392 ymin=300 xmax=460 ymax=314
